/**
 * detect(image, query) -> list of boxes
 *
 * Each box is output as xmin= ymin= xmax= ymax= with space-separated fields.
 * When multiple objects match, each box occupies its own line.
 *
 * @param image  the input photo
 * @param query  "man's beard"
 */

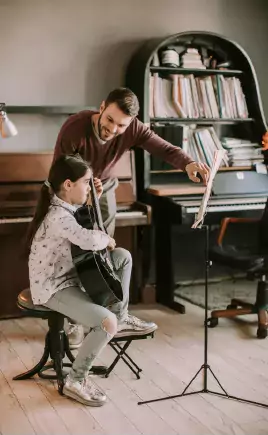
xmin=97 ymin=113 xmax=103 ymax=138
xmin=97 ymin=113 xmax=117 ymax=141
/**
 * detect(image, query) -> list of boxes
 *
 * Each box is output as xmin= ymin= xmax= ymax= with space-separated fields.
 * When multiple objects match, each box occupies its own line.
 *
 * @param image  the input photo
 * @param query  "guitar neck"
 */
xmin=89 ymin=177 xmax=106 ymax=232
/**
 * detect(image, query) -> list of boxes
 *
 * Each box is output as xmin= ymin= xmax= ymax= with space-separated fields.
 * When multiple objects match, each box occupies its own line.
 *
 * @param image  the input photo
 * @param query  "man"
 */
xmin=54 ymin=87 xmax=210 ymax=347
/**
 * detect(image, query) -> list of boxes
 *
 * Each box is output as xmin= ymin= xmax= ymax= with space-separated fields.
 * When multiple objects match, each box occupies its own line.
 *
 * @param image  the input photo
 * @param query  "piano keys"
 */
xmin=115 ymin=204 xmax=149 ymax=226
xmin=178 ymin=197 xmax=267 ymax=214
xmin=0 ymin=207 xmax=148 ymax=226
xmin=156 ymin=195 xmax=268 ymax=227
xmin=0 ymin=151 xmax=151 ymax=319
xmin=0 ymin=209 xmax=148 ymax=225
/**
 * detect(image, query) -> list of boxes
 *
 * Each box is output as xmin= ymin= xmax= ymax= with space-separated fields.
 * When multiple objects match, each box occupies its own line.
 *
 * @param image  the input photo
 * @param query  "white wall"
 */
xmin=1 ymin=0 xmax=267 ymax=151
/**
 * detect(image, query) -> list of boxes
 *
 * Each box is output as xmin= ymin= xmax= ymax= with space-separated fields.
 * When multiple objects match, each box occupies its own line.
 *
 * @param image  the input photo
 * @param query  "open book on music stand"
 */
xmin=138 ymin=150 xmax=268 ymax=409
xmin=192 ymin=150 xmax=226 ymax=229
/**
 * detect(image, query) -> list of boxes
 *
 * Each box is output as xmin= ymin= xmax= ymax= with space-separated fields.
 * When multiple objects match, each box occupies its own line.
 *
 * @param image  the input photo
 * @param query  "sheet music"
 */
xmin=192 ymin=150 xmax=226 ymax=229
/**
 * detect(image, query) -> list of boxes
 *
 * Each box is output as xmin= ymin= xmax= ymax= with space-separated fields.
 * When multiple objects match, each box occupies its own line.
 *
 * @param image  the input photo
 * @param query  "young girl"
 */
xmin=27 ymin=154 xmax=157 ymax=406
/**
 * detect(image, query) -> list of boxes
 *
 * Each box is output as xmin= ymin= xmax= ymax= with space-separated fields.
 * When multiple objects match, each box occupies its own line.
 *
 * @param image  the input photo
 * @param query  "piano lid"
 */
xmin=147 ymin=170 xmax=268 ymax=199
xmin=0 ymin=152 xmax=53 ymax=183
xmin=213 ymin=171 xmax=268 ymax=197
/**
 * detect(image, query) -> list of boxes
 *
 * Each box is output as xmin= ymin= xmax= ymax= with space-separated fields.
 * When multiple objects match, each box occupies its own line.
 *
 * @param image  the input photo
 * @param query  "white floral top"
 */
xmin=29 ymin=194 xmax=110 ymax=305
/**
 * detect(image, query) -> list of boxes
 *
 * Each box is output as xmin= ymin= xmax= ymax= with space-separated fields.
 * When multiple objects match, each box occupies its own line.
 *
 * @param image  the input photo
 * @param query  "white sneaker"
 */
xmin=67 ymin=323 xmax=84 ymax=350
xmin=116 ymin=314 xmax=158 ymax=337
xmin=63 ymin=375 xmax=106 ymax=406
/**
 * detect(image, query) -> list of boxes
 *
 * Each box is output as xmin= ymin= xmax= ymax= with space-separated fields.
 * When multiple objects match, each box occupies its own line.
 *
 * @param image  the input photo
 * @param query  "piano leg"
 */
xmin=114 ymin=225 xmax=154 ymax=304
xmin=135 ymin=224 xmax=156 ymax=304
xmin=130 ymin=226 xmax=140 ymax=304
xmin=139 ymin=225 xmax=152 ymax=288
xmin=114 ymin=226 xmax=142 ymax=304
xmin=131 ymin=225 xmax=153 ymax=304
xmin=154 ymin=222 xmax=186 ymax=314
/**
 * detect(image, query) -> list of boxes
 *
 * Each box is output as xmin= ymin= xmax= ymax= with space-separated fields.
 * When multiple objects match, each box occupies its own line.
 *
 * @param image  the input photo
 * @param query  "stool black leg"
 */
xmin=48 ymin=313 xmax=68 ymax=394
xmin=38 ymin=331 xmax=74 ymax=381
xmin=64 ymin=333 xmax=75 ymax=363
xmin=112 ymin=342 xmax=142 ymax=376
xmin=106 ymin=341 xmax=142 ymax=379
xmin=54 ymin=355 xmax=65 ymax=395
xmin=13 ymin=333 xmax=50 ymax=380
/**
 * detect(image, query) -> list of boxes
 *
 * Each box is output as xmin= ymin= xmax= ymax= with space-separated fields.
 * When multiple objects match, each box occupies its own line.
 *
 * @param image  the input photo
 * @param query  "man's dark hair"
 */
xmin=104 ymin=87 xmax=140 ymax=117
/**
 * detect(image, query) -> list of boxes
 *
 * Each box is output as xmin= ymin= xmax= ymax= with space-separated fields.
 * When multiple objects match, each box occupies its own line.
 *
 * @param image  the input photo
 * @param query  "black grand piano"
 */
xmin=126 ymin=31 xmax=268 ymax=313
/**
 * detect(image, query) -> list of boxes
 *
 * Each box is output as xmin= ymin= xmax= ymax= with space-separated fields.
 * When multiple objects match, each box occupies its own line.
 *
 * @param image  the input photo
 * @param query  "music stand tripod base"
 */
xmin=138 ymin=225 xmax=268 ymax=409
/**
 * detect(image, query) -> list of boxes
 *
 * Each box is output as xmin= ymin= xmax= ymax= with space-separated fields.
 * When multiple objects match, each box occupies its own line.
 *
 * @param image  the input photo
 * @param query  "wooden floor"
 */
xmin=1 ymin=299 xmax=268 ymax=435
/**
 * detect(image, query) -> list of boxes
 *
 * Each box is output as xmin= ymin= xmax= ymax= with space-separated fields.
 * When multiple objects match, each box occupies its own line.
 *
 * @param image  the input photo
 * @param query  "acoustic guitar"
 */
xmin=71 ymin=177 xmax=123 ymax=307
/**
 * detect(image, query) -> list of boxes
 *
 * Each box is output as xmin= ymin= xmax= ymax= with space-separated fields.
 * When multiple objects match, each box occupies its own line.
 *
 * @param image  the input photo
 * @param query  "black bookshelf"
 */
xmin=150 ymin=66 xmax=243 ymax=76
xmin=151 ymin=117 xmax=254 ymax=125
xmin=126 ymin=31 xmax=268 ymax=199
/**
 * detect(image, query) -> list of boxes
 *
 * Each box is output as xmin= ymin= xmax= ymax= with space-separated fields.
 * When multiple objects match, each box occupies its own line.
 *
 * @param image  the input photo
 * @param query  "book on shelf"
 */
xmin=151 ymin=124 xmax=263 ymax=170
xmin=189 ymin=130 xmax=262 ymax=168
xmin=187 ymin=126 xmax=229 ymax=168
xmin=150 ymin=73 xmax=249 ymax=119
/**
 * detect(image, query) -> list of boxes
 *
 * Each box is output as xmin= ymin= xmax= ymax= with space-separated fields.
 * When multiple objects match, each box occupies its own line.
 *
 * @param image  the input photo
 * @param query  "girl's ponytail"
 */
xmin=26 ymin=182 xmax=52 ymax=254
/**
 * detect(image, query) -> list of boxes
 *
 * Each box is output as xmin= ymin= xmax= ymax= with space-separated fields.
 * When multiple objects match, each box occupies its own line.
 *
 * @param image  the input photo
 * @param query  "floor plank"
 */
xmin=0 ymin=370 xmax=36 ymax=435
xmin=0 ymin=324 xmax=70 ymax=435
xmin=94 ymin=368 xmax=181 ymax=435
xmin=15 ymin=319 xmax=106 ymax=435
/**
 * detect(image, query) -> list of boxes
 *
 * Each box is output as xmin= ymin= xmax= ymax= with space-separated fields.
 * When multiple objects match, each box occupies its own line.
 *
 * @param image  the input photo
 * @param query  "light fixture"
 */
xmin=0 ymin=103 xmax=18 ymax=138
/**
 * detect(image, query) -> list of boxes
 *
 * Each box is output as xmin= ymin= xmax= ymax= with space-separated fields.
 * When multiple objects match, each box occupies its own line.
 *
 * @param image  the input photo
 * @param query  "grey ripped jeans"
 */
xmin=44 ymin=247 xmax=132 ymax=382
xmin=99 ymin=177 xmax=118 ymax=237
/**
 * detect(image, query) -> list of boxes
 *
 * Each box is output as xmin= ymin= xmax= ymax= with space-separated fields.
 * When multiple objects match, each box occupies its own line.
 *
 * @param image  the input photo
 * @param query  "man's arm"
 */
xmin=133 ymin=119 xmax=210 ymax=184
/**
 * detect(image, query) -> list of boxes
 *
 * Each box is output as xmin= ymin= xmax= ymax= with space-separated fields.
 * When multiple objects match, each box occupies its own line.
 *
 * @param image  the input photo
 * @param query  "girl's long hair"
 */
xmin=26 ymin=154 xmax=90 ymax=254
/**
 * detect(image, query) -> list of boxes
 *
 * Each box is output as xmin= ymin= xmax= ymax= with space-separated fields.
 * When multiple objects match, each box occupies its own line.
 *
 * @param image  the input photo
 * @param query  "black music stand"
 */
xmin=138 ymin=166 xmax=268 ymax=409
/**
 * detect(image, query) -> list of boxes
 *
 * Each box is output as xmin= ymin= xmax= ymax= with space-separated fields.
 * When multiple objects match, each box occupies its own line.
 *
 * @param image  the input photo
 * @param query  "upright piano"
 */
xmin=148 ymin=168 xmax=268 ymax=313
xmin=0 ymin=151 xmax=151 ymax=319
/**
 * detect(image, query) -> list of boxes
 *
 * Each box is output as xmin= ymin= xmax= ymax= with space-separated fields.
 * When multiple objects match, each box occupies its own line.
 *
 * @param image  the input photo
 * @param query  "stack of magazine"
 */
xmin=221 ymin=137 xmax=263 ymax=166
